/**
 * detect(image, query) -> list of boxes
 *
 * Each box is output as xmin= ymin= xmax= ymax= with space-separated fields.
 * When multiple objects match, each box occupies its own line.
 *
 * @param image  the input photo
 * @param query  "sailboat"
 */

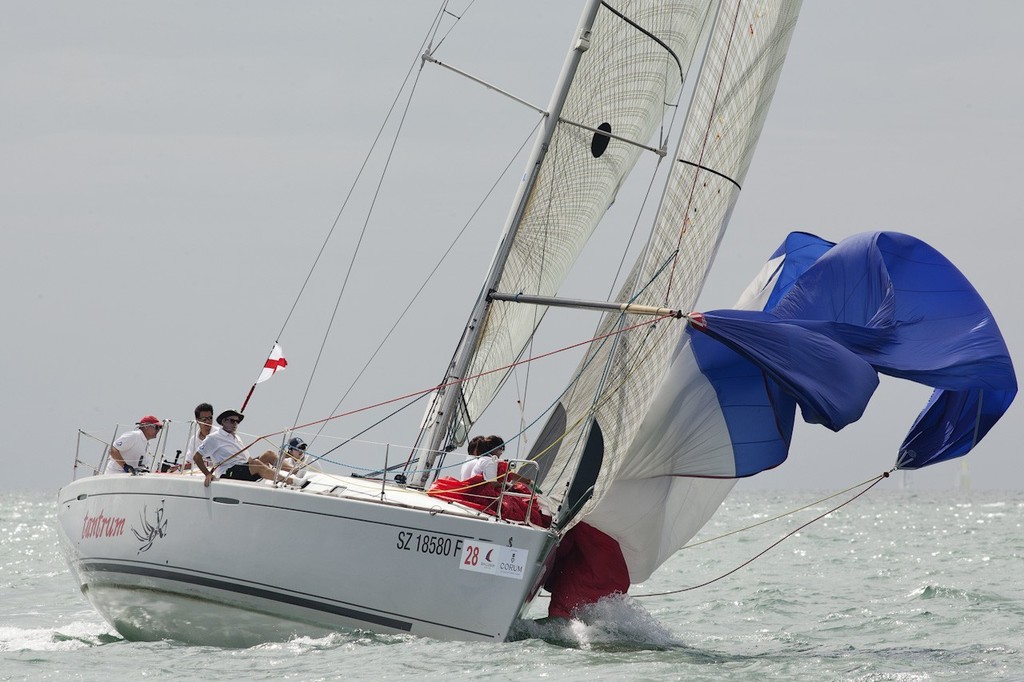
xmin=56 ymin=0 xmax=1016 ymax=646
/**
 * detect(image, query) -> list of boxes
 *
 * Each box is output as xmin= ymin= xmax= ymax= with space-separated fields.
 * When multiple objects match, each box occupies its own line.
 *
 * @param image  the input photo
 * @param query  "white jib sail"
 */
xmin=537 ymin=0 xmax=803 ymax=582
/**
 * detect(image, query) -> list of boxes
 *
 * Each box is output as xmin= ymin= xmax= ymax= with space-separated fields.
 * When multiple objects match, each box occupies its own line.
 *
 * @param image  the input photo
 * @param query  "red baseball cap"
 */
xmin=138 ymin=415 xmax=163 ymax=427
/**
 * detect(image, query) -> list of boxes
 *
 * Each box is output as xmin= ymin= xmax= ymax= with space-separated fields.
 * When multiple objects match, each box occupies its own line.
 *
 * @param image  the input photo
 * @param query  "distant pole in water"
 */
xmin=900 ymin=470 xmax=911 ymax=491
xmin=958 ymin=460 xmax=971 ymax=493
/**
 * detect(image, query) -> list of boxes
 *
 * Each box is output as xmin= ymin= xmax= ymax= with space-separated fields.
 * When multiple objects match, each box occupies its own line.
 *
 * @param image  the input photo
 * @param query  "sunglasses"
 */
xmin=223 ymin=417 xmax=241 ymax=424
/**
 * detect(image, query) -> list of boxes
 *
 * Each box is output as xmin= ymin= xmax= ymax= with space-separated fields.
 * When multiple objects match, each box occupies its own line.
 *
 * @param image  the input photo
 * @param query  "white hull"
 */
xmin=57 ymin=472 xmax=558 ymax=646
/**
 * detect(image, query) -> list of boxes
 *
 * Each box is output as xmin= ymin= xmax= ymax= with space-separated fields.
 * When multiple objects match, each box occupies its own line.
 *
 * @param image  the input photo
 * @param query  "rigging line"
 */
xmin=73 ymin=460 xmax=100 ymax=475
xmin=536 ymin=250 xmax=703 ymax=493
xmin=528 ymin=268 xmax=682 ymax=488
xmin=432 ymin=0 xmax=477 ymax=53
xmin=425 ymin=54 xmax=548 ymax=117
xmin=600 ymin=0 xmax=685 ymax=82
xmin=518 ymin=130 xmax=583 ymax=436
xmin=424 ymin=302 xmax=682 ymax=480
xmin=472 ymin=269 xmax=687 ymax=484
xmin=411 ymin=302 xmax=686 ymax=483
xmin=259 ymin=435 xmax=410 ymax=478
xmin=242 ymin=312 xmax=679 ymax=462
xmin=77 ymin=429 xmax=112 ymax=446
xmin=503 ymin=106 xmax=570 ymax=464
xmin=292 ymin=20 xmax=450 ymax=430
xmin=274 ymin=3 xmax=448 ymax=345
xmin=305 ymin=117 xmax=545 ymax=448
xmin=501 ymin=314 xmax=641 ymax=476
xmin=679 ymin=473 xmax=891 ymax=549
xmin=510 ymin=324 xmax=537 ymax=466
xmin=526 ymin=319 xmax=661 ymax=487
xmin=533 ymin=302 xmax=696 ymax=504
xmin=574 ymin=312 xmax=652 ymax=470
xmin=605 ymin=155 xmax=668 ymax=301
xmin=538 ymin=252 xmax=682 ymax=486
xmin=319 ymin=391 xmax=431 ymax=459
xmin=634 ymin=470 xmax=895 ymax=598
xmin=507 ymin=95 xmax=684 ymax=454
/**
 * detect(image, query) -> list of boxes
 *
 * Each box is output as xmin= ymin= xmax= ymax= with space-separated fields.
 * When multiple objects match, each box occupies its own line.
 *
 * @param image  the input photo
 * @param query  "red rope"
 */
xmin=239 ymin=312 xmax=680 ymax=456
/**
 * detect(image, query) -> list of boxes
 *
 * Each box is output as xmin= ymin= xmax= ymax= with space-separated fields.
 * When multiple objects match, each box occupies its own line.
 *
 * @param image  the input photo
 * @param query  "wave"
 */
xmin=0 ymin=621 xmax=120 ymax=652
xmin=509 ymin=593 xmax=688 ymax=651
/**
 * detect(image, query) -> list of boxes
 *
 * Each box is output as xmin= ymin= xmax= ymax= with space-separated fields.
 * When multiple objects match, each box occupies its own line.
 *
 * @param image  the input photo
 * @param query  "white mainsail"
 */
xmin=535 ymin=0 xmax=803 ymax=581
xmin=417 ymin=0 xmax=718 ymax=475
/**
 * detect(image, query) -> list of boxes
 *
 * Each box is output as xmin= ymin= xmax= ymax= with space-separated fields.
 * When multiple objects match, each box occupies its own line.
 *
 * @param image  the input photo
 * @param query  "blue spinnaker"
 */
xmin=689 ymin=231 xmax=1016 ymax=472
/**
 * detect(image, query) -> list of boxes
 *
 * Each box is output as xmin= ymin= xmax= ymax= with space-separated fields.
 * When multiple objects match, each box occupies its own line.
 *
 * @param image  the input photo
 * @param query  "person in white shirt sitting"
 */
xmin=192 ymin=409 xmax=305 ymax=488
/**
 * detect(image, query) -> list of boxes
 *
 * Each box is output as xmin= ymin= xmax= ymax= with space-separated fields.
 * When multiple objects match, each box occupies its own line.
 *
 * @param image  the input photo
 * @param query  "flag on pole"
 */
xmin=257 ymin=343 xmax=288 ymax=383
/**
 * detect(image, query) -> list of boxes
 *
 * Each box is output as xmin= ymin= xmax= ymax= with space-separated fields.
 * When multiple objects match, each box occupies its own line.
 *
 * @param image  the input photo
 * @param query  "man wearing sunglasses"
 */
xmin=105 ymin=414 xmax=163 ymax=475
xmin=194 ymin=409 xmax=304 ymax=488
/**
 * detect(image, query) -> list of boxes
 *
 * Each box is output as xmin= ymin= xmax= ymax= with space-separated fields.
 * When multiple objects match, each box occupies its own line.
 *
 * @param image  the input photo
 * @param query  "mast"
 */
xmin=411 ymin=0 xmax=605 ymax=487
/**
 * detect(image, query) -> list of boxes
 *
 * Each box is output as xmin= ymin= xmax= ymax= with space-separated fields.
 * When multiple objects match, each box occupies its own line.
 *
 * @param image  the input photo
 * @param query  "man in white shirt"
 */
xmin=105 ymin=415 xmax=163 ymax=474
xmin=181 ymin=402 xmax=214 ymax=469
xmin=193 ymin=409 xmax=304 ymax=488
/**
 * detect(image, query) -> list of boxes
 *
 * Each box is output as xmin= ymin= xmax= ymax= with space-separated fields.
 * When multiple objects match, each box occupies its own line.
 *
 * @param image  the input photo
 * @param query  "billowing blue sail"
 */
xmin=689 ymin=231 xmax=1017 ymax=473
xmin=692 ymin=309 xmax=881 ymax=430
xmin=577 ymin=229 xmax=1014 ymax=587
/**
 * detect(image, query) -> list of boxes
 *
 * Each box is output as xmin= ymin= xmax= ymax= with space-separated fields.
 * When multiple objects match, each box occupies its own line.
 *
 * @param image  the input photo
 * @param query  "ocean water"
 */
xmin=3 ymin=488 xmax=1022 ymax=681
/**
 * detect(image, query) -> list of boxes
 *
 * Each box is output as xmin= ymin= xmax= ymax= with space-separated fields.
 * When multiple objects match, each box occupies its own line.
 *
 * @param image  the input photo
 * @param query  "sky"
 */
xmin=2 ymin=1 xmax=1021 ymax=493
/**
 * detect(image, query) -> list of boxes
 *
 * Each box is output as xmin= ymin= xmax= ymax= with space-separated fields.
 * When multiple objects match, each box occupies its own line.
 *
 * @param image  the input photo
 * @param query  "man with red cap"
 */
xmin=105 ymin=415 xmax=163 ymax=475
